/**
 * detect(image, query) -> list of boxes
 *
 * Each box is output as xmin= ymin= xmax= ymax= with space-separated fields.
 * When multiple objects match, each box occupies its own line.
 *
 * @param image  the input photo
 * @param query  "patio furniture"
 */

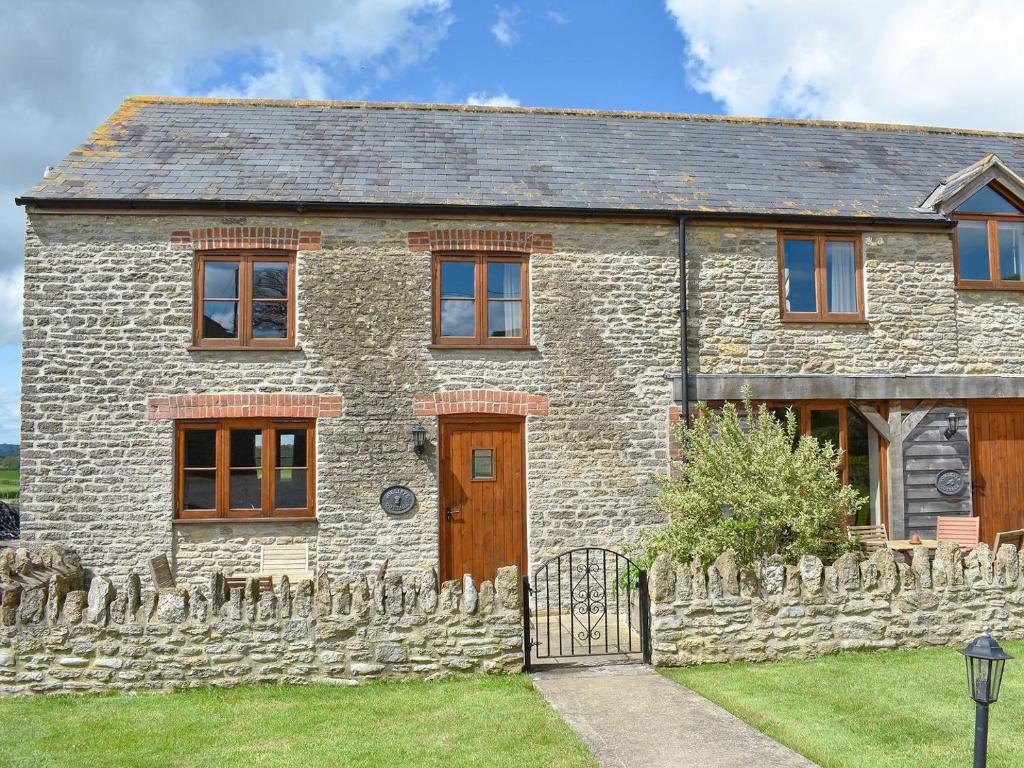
xmin=148 ymin=554 xmax=175 ymax=589
xmin=993 ymin=528 xmax=1024 ymax=552
xmin=936 ymin=516 xmax=980 ymax=553
xmin=887 ymin=538 xmax=939 ymax=554
xmin=260 ymin=543 xmax=314 ymax=584
xmin=225 ymin=575 xmax=274 ymax=592
xmin=847 ymin=524 xmax=889 ymax=554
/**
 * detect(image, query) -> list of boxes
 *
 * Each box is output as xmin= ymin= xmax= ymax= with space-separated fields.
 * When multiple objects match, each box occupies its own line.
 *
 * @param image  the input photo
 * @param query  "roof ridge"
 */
xmin=120 ymin=95 xmax=1024 ymax=140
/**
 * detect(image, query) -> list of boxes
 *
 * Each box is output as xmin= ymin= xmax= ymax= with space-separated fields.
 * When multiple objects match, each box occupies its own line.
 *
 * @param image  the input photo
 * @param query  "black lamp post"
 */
xmin=411 ymin=422 xmax=427 ymax=456
xmin=960 ymin=627 xmax=1013 ymax=768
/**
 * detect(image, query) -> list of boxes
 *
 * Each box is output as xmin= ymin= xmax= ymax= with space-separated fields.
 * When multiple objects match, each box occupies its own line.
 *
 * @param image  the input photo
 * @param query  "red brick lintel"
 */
xmin=407 ymin=229 xmax=553 ymax=254
xmin=413 ymin=390 xmax=549 ymax=417
xmin=170 ymin=227 xmax=322 ymax=251
xmin=147 ymin=394 xmax=342 ymax=420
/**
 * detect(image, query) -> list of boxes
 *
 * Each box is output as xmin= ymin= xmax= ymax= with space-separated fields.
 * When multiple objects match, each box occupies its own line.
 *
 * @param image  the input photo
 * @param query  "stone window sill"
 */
xmin=173 ymin=517 xmax=318 ymax=525
xmin=187 ymin=346 xmax=305 ymax=353
xmin=427 ymin=344 xmax=538 ymax=351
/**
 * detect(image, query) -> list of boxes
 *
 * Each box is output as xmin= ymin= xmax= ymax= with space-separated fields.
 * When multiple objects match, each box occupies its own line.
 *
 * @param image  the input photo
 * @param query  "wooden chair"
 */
xmin=148 ymin=554 xmax=175 ymax=589
xmin=260 ymin=543 xmax=314 ymax=584
xmin=847 ymin=524 xmax=889 ymax=555
xmin=225 ymin=575 xmax=274 ymax=592
xmin=936 ymin=516 xmax=980 ymax=553
xmin=993 ymin=528 xmax=1024 ymax=553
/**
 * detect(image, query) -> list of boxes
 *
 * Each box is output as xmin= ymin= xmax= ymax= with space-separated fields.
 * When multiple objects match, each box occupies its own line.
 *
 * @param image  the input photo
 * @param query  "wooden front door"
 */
xmin=438 ymin=416 xmax=526 ymax=586
xmin=970 ymin=404 xmax=1024 ymax=546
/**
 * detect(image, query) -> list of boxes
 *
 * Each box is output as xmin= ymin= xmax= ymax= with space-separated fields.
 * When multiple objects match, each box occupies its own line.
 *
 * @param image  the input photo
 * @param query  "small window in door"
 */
xmin=472 ymin=449 xmax=495 ymax=480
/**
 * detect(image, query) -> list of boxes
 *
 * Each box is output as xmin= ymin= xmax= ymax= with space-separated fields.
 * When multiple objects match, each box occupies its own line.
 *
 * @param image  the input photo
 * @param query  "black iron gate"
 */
xmin=523 ymin=548 xmax=650 ymax=670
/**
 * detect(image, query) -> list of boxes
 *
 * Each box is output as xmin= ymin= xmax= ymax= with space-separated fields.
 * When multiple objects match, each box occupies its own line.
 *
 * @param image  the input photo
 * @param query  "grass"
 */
xmin=0 ymin=467 xmax=17 ymax=499
xmin=0 ymin=675 xmax=597 ymax=768
xmin=662 ymin=641 xmax=1024 ymax=768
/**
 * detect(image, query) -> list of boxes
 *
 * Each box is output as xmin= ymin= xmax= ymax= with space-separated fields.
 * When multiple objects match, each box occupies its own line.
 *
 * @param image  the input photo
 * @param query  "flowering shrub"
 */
xmin=643 ymin=396 xmax=864 ymax=568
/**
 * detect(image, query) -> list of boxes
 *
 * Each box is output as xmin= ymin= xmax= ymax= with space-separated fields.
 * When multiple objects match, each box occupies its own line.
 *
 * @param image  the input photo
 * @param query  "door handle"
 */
xmin=445 ymin=506 xmax=455 ymax=522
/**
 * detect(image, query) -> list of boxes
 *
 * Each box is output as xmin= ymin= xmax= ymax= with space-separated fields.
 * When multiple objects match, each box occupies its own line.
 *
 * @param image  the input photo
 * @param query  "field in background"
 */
xmin=0 ymin=467 xmax=18 ymax=504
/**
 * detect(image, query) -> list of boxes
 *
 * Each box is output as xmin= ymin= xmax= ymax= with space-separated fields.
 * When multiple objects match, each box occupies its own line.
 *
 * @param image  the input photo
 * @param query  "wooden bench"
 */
xmin=225 ymin=575 xmax=274 ymax=592
xmin=260 ymin=543 xmax=314 ymax=584
xmin=847 ymin=524 xmax=889 ymax=554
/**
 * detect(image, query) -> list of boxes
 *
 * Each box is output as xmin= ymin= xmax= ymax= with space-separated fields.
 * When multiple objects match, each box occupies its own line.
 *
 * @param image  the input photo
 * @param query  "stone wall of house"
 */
xmin=0 ymin=545 xmax=523 ymax=696
xmin=20 ymin=212 xmax=679 ymax=587
xmin=650 ymin=543 xmax=1024 ymax=666
xmin=687 ymin=226 xmax=1024 ymax=375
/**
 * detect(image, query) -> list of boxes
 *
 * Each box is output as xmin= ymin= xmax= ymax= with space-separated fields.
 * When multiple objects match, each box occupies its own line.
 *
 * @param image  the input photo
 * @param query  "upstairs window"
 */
xmin=194 ymin=251 xmax=296 ymax=348
xmin=954 ymin=184 xmax=1024 ymax=289
xmin=176 ymin=419 xmax=314 ymax=520
xmin=778 ymin=233 xmax=865 ymax=322
xmin=432 ymin=253 xmax=530 ymax=347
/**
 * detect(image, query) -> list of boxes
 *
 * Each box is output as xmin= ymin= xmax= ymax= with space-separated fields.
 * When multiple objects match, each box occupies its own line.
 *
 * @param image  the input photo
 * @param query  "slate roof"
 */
xmin=18 ymin=96 xmax=1024 ymax=221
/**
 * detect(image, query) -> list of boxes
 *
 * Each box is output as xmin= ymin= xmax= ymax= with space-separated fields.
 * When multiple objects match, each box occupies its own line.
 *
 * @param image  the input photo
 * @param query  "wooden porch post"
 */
xmin=887 ymin=403 xmax=906 ymax=538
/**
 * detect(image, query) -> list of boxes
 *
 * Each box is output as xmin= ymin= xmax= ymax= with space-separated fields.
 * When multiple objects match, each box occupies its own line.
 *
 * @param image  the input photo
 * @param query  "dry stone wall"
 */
xmin=0 ymin=546 xmax=523 ymax=696
xmin=650 ymin=543 xmax=1024 ymax=666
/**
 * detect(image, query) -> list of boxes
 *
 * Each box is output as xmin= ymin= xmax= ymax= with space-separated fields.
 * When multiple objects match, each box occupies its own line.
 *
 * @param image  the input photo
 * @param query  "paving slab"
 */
xmin=532 ymin=663 xmax=819 ymax=768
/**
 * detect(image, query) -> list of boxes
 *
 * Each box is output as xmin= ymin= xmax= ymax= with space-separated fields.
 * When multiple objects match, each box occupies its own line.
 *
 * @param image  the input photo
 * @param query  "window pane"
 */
xmin=440 ymin=300 xmax=475 ymax=336
xmin=203 ymin=301 xmax=238 ymax=338
xmin=957 ymin=221 xmax=990 ymax=280
xmin=183 ymin=470 xmax=216 ymax=510
xmin=230 ymin=470 xmax=262 ymax=509
xmin=809 ymin=409 xmax=840 ymax=450
xmin=998 ymin=222 xmax=1024 ymax=281
xmin=956 ymin=185 xmax=1022 ymax=214
xmin=252 ymin=301 xmax=287 ymax=338
xmin=253 ymin=262 xmax=289 ymax=299
xmin=825 ymin=241 xmax=858 ymax=313
xmin=846 ymin=409 xmax=872 ymax=526
xmin=472 ymin=449 xmax=494 ymax=479
xmin=487 ymin=263 xmax=522 ymax=298
xmin=230 ymin=429 xmax=262 ymax=467
xmin=204 ymin=261 xmax=239 ymax=299
xmin=183 ymin=429 xmax=216 ymax=468
xmin=276 ymin=430 xmax=307 ymax=468
xmin=783 ymin=239 xmax=817 ymax=313
xmin=275 ymin=469 xmax=308 ymax=509
xmin=488 ymin=301 xmax=523 ymax=338
xmin=440 ymin=261 xmax=475 ymax=298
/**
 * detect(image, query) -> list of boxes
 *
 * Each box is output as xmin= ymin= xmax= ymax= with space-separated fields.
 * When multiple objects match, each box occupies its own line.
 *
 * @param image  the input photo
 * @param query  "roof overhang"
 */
xmin=917 ymin=154 xmax=1024 ymax=216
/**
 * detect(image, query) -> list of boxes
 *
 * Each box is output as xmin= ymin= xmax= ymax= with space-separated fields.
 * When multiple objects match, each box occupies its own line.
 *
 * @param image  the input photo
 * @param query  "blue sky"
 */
xmin=1 ymin=0 xmax=1022 ymax=445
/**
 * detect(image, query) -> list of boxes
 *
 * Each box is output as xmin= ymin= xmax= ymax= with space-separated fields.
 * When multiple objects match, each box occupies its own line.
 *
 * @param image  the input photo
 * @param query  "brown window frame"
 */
xmin=777 ymin=232 xmax=866 ymax=323
xmin=953 ymin=189 xmax=1024 ymax=290
xmin=193 ymin=250 xmax=297 ymax=349
xmin=431 ymin=252 xmax=531 ymax=348
xmin=175 ymin=419 xmax=315 ymax=521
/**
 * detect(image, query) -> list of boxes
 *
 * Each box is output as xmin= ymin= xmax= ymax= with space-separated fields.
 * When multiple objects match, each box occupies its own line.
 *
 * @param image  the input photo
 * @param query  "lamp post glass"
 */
xmin=960 ymin=628 xmax=1013 ymax=768
xmin=945 ymin=411 xmax=960 ymax=440
xmin=412 ymin=422 xmax=427 ymax=455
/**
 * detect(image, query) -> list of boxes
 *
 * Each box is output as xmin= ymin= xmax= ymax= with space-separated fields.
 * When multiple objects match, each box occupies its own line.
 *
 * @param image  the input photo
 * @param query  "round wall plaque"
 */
xmin=935 ymin=469 xmax=965 ymax=496
xmin=380 ymin=485 xmax=416 ymax=515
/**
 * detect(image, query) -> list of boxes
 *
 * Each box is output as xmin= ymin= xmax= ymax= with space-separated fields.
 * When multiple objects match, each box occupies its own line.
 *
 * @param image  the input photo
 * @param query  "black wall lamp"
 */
xmin=945 ymin=411 xmax=961 ymax=440
xmin=412 ymin=422 xmax=427 ymax=456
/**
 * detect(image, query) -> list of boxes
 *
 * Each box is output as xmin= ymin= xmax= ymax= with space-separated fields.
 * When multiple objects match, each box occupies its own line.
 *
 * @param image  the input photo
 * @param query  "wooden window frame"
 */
xmin=175 ymin=419 xmax=315 ymax=521
xmin=777 ymin=232 xmax=866 ymax=323
xmin=193 ymin=250 xmax=297 ymax=349
xmin=431 ymin=252 xmax=531 ymax=348
xmin=953 ymin=202 xmax=1024 ymax=291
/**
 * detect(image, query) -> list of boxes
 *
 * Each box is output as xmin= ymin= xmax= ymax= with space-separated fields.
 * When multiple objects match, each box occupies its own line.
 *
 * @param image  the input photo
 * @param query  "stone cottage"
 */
xmin=14 ymin=97 xmax=1024 ymax=589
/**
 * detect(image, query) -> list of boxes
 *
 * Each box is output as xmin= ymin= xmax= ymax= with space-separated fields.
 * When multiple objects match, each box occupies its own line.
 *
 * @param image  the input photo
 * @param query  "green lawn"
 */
xmin=662 ymin=641 xmax=1024 ymax=768
xmin=0 ymin=467 xmax=17 ymax=497
xmin=0 ymin=676 xmax=597 ymax=768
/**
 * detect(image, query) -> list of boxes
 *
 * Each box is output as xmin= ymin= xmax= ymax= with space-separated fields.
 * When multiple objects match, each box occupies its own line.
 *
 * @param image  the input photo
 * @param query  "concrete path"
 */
xmin=531 ymin=663 xmax=819 ymax=768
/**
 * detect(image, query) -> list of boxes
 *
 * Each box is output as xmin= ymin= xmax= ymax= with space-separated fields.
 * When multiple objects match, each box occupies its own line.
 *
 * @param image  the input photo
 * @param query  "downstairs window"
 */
xmin=176 ymin=419 xmax=314 ymax=520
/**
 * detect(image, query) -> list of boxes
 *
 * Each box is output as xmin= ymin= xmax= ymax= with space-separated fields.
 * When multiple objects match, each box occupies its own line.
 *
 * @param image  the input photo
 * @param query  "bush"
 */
xmin=642 ymin=396 xmax=864 ymax=569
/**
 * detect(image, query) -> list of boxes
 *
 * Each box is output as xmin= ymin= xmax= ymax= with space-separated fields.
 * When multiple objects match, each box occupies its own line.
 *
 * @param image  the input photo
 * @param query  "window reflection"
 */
xmin=783 ymin=239 xmax=817 ymax=313
xmin=957 ymin=221 xmax=991 ymax=281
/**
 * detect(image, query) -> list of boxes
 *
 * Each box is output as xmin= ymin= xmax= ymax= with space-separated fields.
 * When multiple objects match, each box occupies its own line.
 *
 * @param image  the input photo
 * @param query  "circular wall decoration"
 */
xmin=935 ymin=469 xmax=966 ymax=497
xmin=379 ymin=485 xmax=417 ymax=515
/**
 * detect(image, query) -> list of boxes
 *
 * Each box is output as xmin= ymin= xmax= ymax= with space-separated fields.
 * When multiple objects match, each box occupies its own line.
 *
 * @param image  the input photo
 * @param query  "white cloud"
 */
xmin=0 ymin=271 xmax=22 ymax=347
xmin=467 ymin=92 xmax=521 ymax=107
xmin=491 ymin=6 xmax=519 ymax=46
xmin=664 ymin=0 xmax=1024 ymax=130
